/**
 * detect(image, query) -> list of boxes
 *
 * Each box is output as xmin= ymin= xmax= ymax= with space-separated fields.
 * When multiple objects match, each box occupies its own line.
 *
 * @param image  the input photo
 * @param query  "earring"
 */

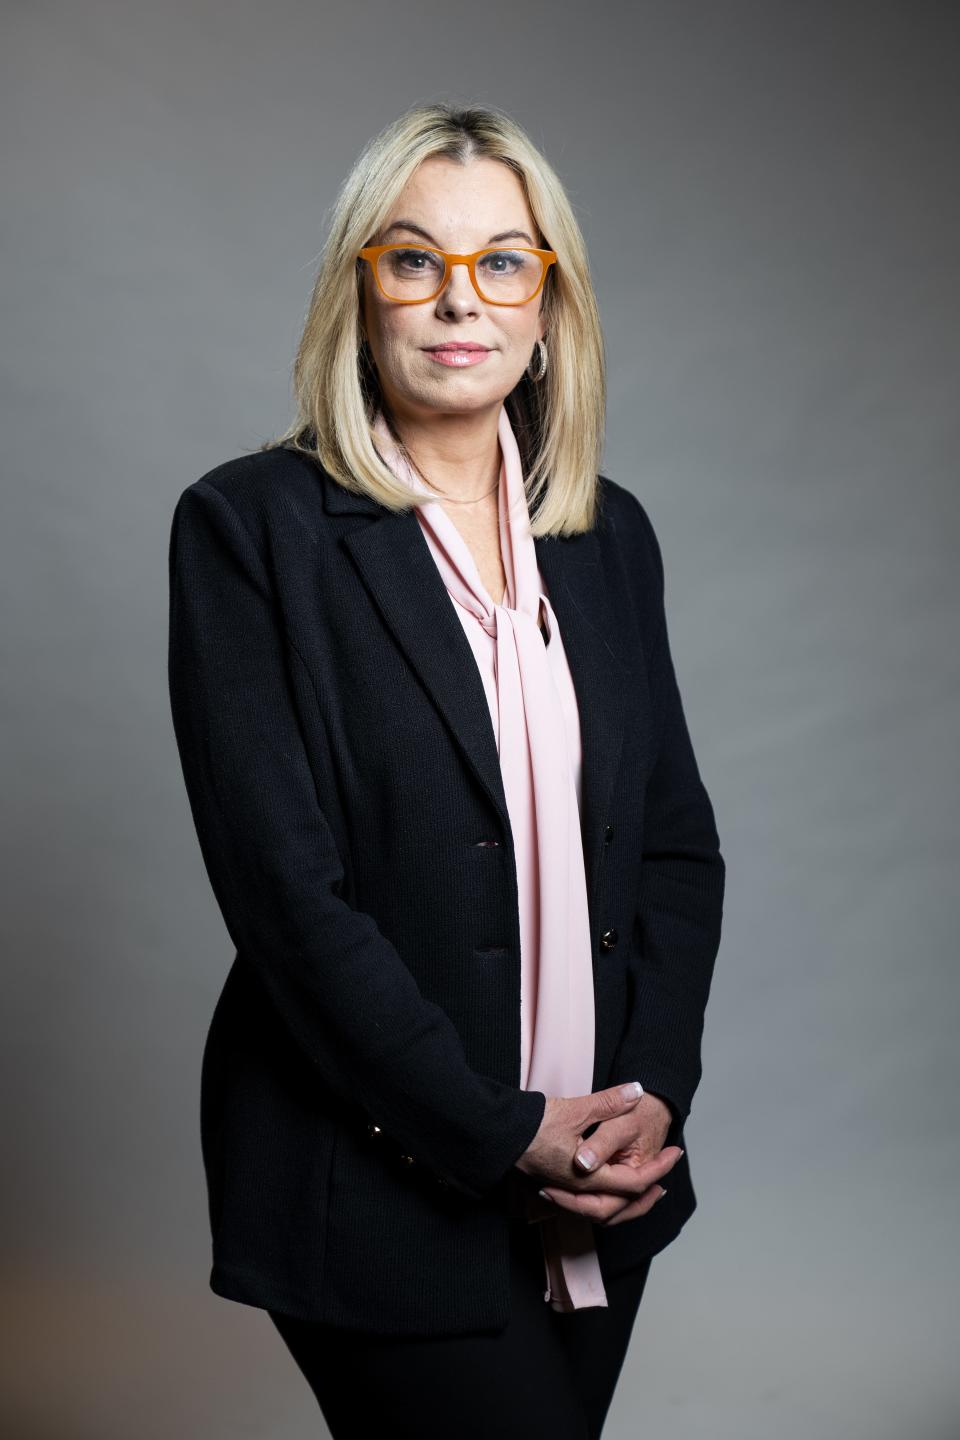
xmin=527 ymin=338 xmax=548 ymax=383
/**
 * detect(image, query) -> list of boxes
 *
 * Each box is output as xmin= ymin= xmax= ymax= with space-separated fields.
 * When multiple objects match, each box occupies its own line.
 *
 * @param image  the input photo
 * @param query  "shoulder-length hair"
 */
xmin=261 ymin=101 xmax=607 ymax=536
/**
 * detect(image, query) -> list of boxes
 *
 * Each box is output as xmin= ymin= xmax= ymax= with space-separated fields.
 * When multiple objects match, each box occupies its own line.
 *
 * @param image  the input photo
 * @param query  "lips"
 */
xmin=424 ymin=343 xmax=491 ymax=353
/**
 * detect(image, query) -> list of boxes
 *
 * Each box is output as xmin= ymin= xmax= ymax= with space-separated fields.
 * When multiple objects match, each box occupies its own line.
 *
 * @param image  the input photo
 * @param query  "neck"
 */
xmin=381 ymin=402 xmax=503 ymax=502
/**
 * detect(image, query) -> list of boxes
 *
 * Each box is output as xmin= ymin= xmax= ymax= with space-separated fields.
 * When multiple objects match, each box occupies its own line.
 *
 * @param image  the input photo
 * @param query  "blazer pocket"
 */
xmin=463 ymin=835 xmax=513 ymax=944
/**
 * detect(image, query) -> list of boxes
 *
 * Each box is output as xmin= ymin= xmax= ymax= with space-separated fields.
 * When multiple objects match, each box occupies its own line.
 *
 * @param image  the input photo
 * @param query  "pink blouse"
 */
xmin=372 ymin=405 xmax=611 ymax=1310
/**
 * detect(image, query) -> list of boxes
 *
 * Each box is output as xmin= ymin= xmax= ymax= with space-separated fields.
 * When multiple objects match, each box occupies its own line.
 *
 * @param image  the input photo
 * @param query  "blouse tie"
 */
xmin=372 ymin=404 xmax=609 ymax=1311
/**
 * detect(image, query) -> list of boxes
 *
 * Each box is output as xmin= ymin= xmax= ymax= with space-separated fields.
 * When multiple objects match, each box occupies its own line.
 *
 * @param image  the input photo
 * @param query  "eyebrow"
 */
xmin=382 ymin=219 xmax=536 ymax=247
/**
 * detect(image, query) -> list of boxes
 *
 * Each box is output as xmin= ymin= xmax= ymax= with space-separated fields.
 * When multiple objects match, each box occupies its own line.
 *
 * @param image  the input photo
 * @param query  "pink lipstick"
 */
xmin=423 ymin=343 xmax=492 ymax=368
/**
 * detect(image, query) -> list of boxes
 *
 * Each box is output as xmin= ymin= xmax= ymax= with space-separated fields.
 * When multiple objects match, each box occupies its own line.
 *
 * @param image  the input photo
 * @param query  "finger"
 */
xmin=535 ymin=1188 xmax=634 ymax=1223
xmin=541 ymin=1169 xmax=653 ymax=1215
xmin=584 ymin=1081 xmax=644 ymax=1126
xmin=603 ymin=1185 xmax=668 ymax=1227
xmin=572 ymin=1148 xmax=681 ymax=1196
xmin=572 ymin=1110 xmax=679 ymax=1178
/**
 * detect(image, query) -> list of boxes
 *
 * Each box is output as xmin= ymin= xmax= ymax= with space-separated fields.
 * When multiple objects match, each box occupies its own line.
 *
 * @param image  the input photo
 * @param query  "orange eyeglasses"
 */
xmin=357 ymin=243 xmax=557 ymax=306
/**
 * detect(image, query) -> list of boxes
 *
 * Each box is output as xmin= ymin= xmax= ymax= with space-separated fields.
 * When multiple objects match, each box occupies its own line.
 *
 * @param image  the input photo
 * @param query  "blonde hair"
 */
xmin=262 ymin=101 xmax=607 ymax=536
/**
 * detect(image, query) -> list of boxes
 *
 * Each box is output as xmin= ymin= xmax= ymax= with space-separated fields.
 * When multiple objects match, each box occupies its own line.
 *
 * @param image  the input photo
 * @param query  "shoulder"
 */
xmin=595 ymin=473 xmax=666 ymax=597
xmin=177 ymin=443 xmax=327 ymax=527
xmin=171 ymin=449 xmax=345 ymax=584
xmin=169 ymin=446 xmax=333 ymax=593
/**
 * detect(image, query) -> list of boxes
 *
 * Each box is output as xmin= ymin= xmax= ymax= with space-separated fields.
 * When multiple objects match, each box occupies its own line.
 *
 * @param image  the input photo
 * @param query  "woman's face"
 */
xmin=360 ymin=155 xmax=548 ymax=423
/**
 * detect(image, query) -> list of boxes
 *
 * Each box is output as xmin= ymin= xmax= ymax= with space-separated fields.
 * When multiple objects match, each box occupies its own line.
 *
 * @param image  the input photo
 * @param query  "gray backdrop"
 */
xmin=2 ymin=1 xmax=957 ymax=1436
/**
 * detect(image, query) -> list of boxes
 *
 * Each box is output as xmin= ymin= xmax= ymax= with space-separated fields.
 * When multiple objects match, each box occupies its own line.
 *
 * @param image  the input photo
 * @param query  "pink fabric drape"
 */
xmin=372 ymin=404 xmax=609 ymax=1310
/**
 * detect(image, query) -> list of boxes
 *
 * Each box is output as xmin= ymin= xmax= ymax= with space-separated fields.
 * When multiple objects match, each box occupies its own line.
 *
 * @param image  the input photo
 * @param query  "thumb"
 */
xmin=574 ymin=1082 xmax=644 ymax=1171
xmin=588 ymin=1081 xmax=644 ymax=1123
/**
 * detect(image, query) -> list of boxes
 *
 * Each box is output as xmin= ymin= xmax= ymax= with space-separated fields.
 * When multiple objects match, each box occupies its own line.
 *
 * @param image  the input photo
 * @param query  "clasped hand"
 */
xmin=514 ymin=1082 xmax=682 ymax=1229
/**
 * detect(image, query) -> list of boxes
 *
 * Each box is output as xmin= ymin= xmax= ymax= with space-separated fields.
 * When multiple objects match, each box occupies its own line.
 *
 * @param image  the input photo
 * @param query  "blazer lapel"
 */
xmin=328 ymin=477 xmax=511 ymax=829
xmin=325 ymin=473 xmax=631 ymax=950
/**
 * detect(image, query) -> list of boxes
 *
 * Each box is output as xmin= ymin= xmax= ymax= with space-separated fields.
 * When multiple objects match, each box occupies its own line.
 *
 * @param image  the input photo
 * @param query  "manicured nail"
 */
xmin=538 ymin=1189 xmax=554 ymax=1202
xmin=575 ymin=1148 xmax=597 ymax=1170
xmin=657 ymin=1187 xmax=668 ymax=1199
xmin=619 ymin=1082 xmax=644 ymax=1102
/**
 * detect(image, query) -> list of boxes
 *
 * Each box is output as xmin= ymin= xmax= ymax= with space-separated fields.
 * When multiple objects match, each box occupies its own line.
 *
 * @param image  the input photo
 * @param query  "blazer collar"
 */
xmin=323 ymin=471 xmax=632 ymax=953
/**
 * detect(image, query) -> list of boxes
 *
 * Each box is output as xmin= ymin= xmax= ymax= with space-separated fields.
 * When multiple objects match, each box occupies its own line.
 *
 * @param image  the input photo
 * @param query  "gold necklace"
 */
xmin=398 ymin=438 xmax=500 ymax=505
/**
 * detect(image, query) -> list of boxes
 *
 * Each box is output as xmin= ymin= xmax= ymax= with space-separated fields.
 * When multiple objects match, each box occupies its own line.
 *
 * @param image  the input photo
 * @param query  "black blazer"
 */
xmin=167 ymin=442 xmax=725 ymax=1337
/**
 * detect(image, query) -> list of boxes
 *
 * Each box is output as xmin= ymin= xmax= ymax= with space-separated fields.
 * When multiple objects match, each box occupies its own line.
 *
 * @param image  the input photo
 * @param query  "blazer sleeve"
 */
xmin=167 ymin=478 xmax=546 ymax=1200
xmin=609 ymin=492 xmax=726 ymax=1131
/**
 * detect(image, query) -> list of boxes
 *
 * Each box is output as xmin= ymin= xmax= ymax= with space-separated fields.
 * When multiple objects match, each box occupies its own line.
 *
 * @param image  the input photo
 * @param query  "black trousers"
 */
xmin=268 ymin=1219 xmax=654 ymax=1439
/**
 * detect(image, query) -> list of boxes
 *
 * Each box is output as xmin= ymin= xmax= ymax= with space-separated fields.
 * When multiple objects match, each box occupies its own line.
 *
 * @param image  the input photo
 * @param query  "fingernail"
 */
xmin=657 ymin=1187 xmax=668 ymax=1199
xmin=619 ymin=1082 xmax=644 ymax=1102
xmin=538 ymin=1189 xmax=554 ymax=1202
xmin=575 ymin=1148 xmax=597 ymax=1170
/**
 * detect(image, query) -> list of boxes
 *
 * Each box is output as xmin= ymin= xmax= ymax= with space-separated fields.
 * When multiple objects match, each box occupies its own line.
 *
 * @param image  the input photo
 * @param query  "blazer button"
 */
xmin=600 ymin=928 xmax=618 ymax=952
xmin=367 ymin=1122 xmax=384 ymax=1140
xmin=399 ymin=1153 xmax=416 ymax=1167
xmin=604 ymin=825 xmax=614 ymax=844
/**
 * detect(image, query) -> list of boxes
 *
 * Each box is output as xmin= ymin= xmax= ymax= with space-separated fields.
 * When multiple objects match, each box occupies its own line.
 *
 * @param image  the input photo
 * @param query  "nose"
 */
xmin=436 ymin=261 xmax=480 ymax=315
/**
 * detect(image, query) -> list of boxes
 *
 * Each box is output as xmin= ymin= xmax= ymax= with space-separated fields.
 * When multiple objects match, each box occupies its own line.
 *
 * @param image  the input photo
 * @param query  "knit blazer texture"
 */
xmin=166 ymin=444 xmax=726 ymax=1337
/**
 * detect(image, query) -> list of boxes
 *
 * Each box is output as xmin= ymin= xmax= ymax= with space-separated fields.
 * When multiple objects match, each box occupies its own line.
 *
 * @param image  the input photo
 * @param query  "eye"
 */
xmin=478 ymin=249 xmax=526 ymax=276
xmin=389 ymin=247 xmax=443 ymax=275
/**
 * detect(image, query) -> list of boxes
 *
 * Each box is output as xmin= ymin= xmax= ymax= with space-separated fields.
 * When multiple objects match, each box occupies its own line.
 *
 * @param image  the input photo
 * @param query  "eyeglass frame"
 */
xmin=357 ymin=242 xmax=557 ymax=306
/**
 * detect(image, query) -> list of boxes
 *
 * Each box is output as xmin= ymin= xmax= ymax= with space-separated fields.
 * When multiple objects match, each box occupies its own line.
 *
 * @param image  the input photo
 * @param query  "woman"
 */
xmin=167 ymin=102 xmax=725 ymax=1438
